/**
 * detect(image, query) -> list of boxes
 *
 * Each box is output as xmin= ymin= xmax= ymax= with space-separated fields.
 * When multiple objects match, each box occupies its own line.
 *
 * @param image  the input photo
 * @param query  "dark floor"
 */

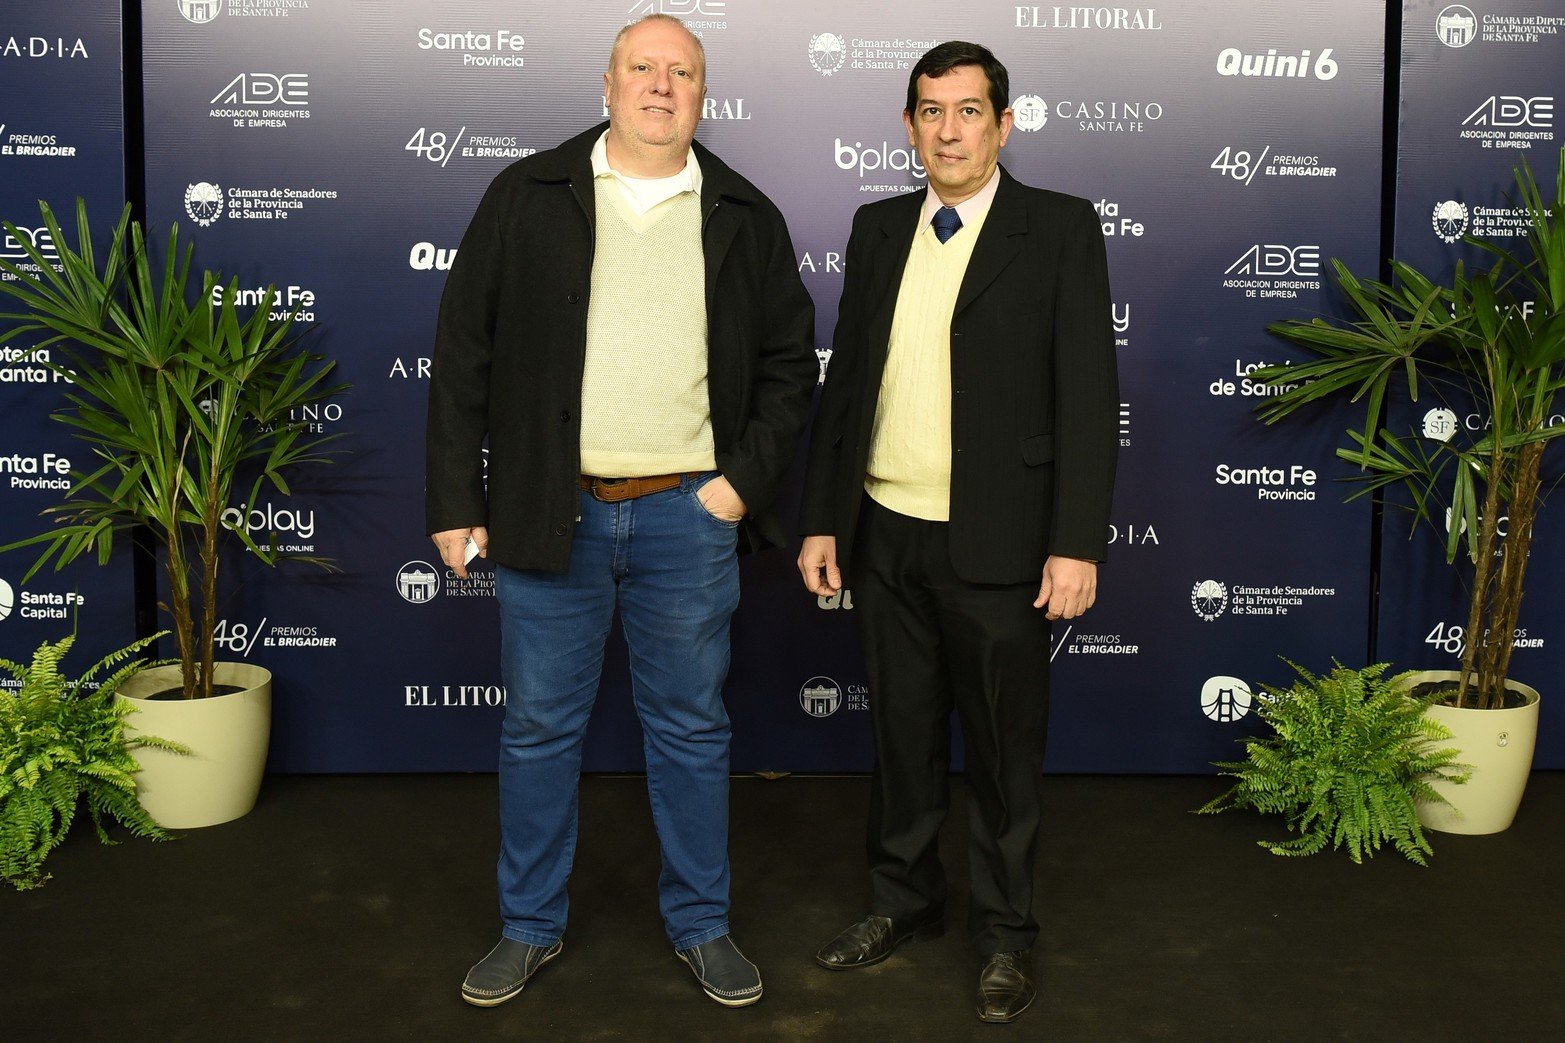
xmin=5 ymin=773 xmax=1562 ymax=1042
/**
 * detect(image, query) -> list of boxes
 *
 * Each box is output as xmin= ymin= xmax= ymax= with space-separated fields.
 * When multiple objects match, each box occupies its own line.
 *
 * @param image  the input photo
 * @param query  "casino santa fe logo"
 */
xmin=1011 ymin=95 xmax=1048 ymax=132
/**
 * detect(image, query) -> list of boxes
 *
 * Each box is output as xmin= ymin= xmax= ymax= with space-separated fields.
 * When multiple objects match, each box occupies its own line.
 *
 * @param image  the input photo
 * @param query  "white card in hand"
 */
xmin=463 ymin=535 xmax=481 ymax=565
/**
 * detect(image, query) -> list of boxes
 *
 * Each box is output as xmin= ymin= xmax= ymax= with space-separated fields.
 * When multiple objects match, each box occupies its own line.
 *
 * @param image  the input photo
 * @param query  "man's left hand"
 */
xmin=698 ymin=474 xmax=748 ymax=522
xmin=1035 ymin=556 xmax=1097 ymax=620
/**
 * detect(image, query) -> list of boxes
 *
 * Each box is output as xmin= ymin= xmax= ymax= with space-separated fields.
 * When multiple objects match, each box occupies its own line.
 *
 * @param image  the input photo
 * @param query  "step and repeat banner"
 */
xmin=1384 ymin=1 xmax=1565 ymax=765
xmin=0 ymin=4 xmax=136 ymax=677
xmin=135 ymin=1 xmax=1387 ymax=773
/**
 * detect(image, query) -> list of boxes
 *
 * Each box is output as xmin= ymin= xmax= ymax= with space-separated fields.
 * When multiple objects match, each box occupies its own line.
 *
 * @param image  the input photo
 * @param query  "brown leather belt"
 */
xmin=579 ymin=472 xmax=703 ymax=503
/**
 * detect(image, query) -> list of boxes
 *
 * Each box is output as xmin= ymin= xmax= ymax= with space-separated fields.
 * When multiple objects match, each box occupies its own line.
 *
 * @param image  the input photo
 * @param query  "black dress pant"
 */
xmin=854 ymin=495 xmax=1051 ymax=956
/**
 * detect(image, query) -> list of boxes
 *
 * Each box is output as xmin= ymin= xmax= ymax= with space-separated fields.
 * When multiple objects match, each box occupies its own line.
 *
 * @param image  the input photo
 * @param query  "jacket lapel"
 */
xmin=954 ymin=170 xmax=1027 ymax=317
xmin=701 ymin=179 xmax=741 ymax=315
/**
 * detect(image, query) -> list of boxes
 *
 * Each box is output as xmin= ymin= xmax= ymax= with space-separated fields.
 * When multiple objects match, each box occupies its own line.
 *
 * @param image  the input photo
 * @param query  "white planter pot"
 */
xmin=1403 ymin=670 xmax=1540 ymax=836
xmin=116 ymin=662 xmax=272 ymax=829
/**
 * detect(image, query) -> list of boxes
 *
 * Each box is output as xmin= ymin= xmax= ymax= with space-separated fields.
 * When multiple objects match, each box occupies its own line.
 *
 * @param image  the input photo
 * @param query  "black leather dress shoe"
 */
xmin=976 ymin=950 xmax=1036 ymax=1023
xmin=814 ymin=913 xmax=944 ymax=970
xmin=460 ymin=937 xmax=562 ymax=1007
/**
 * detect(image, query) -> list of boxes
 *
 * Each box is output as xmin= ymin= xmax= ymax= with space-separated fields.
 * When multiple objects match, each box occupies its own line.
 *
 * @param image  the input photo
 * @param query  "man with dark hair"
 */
xmin=428 ymin=14 xmax=816 ymax=1011
xmin=798 ymin=40 xmax=1118 ymax=1023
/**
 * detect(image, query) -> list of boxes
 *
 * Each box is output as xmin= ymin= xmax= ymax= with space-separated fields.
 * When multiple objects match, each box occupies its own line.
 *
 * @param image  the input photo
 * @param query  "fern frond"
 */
xmin=1196 ymin=661 xmax=1471 ymax=865
xmin=1 ymin=635 xmax=181 ymax=890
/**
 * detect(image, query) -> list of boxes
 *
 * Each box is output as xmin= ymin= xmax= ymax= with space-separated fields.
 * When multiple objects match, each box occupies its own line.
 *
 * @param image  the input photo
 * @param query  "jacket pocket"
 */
xmin=1020 ymin=433 xmax=1054 ymax=466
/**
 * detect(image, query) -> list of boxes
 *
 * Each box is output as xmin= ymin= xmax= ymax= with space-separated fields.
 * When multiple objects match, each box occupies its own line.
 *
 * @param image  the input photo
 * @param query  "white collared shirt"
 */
xmin=918 ymin=165 xmax=1002 ymax=240
xmin=590 ymin=131 xmax=703 ymax=216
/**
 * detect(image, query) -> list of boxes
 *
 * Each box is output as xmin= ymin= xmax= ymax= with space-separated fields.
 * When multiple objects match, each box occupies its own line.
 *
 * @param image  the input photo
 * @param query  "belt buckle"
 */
xmin=593 ymin=477 xmax=632 ymax=503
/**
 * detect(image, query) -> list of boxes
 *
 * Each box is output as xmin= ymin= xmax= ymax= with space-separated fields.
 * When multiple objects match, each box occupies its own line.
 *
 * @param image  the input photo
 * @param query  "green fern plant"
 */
xmin=0 ymin=632 xmax=185 ymax=890
xmin=1198 ymin=662 xmax=1470 ymax=865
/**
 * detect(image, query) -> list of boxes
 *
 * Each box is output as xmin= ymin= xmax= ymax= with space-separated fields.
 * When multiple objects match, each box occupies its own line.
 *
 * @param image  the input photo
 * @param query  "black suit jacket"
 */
xmin=426 ymin=123 xmax=817 ymax=571
xmin=800 ymin=168 xmax=1119 ymax=585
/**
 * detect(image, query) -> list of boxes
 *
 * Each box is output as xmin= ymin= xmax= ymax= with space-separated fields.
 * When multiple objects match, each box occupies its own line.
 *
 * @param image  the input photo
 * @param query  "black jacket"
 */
xmin=800 ymin=169 xmax=1119 ymax=585
xmin=426 ymin=124 xmax=817 ymax=571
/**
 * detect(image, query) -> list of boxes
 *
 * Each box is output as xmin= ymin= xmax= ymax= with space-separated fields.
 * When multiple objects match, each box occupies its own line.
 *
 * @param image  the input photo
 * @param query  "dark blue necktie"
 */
xmin=932 ymin=206 xmax=962 ymax=244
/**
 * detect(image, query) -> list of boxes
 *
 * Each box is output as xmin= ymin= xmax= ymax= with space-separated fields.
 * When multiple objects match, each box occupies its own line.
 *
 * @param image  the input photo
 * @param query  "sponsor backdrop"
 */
xmin=0 ymin=4 xmax=137 ymax=679
xmin=1383 ymin=2 xmax=1565 ymax=764
xmin=2 ymin=0 xmax=1393 ymax=772
xmin=134 ymin=0 xmax=1388 ymax=772
xmin=135 ymin=0 xmax=1386 ymax=772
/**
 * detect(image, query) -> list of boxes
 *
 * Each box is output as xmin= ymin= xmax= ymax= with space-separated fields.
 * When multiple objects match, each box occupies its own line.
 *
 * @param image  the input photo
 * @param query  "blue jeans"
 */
xmin=494 ymin=472 xmax=740 ymax=950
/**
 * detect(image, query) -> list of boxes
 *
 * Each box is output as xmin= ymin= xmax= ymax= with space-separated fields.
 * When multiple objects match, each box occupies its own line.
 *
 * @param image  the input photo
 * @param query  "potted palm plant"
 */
xmin=1252 ymin=150 xmax=1565 ymax=833
xmin=0 ymin=201 xmax=344 ymax=828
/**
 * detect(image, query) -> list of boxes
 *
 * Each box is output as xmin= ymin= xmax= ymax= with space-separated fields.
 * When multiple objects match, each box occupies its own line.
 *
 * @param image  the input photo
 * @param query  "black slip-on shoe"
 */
xmin=814 ymin=913 xmax=945 ymax=970
xmin=976 ymin=950 xmax=1036 ymax=1023
xmin=460 ymin=937 xmax=562 ymax=1007
xmin=676 ymin=935 xmax=763 ymax=1007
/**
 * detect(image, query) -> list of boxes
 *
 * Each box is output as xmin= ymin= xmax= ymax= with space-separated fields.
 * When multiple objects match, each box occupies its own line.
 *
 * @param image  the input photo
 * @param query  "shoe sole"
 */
xmin=459 ymin=944 xmax=561 ymax=1007
xmin=813 ymin=922 xmax=945 ymax=971
xmin=676 ymin=949 xmax=763 ymax=1007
